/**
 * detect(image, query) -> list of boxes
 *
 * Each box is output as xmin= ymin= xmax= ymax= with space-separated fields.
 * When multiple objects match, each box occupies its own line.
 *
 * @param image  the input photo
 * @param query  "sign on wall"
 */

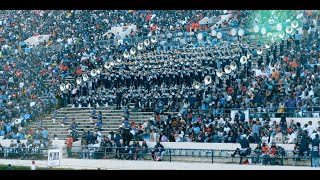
xmin=47 ymin=149 xmax=61 ymax=167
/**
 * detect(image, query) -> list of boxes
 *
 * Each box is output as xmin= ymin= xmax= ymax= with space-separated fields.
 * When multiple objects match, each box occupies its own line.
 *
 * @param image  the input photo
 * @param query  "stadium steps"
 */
xmin=29 ymin=107 xmax=156 ymax=139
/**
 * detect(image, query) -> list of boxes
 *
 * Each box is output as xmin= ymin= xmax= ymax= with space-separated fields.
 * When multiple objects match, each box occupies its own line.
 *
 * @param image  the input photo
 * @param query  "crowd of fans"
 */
xmin=0 ymin=10 xmax=319 ymax=160
xmin=0 ymin=10 xmax=250 ymax=140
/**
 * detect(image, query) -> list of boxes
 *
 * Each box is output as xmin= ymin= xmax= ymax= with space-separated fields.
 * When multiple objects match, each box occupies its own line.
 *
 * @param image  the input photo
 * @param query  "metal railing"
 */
xmin=173 ymin=106 xmax=320 ymax=119
xmin=0 ymin=147 xmax=49 ymax=160
xmin=62 ymin=146 xmax=313 ymax=167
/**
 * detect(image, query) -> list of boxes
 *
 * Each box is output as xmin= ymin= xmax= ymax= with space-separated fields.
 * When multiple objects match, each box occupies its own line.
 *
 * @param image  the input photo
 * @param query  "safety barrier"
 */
xmin=62 ymin=146 xmax=313 ymax=167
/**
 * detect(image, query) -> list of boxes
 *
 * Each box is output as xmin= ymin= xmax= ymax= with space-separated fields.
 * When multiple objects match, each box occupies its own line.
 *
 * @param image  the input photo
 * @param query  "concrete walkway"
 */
xmin=0 ymin=158 xmax=319 ymax=170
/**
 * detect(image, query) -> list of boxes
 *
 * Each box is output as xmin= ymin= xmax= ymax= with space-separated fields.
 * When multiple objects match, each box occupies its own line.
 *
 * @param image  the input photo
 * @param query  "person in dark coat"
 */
xmin=311 ymin=134 xmax=320 ymax=167
xmin=299 ymin=133 xmax=310 ymax=157
xmin=231 ymin=134 xmax=250 ymax=164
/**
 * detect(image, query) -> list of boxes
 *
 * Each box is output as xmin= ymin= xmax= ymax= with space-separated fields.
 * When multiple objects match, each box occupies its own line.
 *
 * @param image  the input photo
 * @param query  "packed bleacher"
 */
xmin=0 ymin=10 xmax=320 ymax=167
xmin=0 ymin=10 xmax=249 ymax=139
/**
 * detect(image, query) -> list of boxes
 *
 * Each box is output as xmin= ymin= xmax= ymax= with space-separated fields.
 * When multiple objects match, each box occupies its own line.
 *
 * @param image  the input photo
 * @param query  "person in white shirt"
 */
xmin=96 ymin=131 xmax=102 ymax=144
xmin=286 ymin=131 xmax=296 ymax=144
xmin=306 ymin=121 xmax=316 ymax=137
xmin=223 ymin=125 xmax=231 ymax=134
xmin=310 ymin=130 xmax=318 ymax=140
xmin=31 ymin=160 xmax=36 ymax=170
xmin=261 ymin=133 xmax=269 ymax=144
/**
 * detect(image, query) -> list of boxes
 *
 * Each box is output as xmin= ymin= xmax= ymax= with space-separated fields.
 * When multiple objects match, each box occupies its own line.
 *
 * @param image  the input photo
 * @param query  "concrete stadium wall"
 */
xmin=0 ymin=140 xmax=296 ymax=151
xmin=0 ymin=159 xmax=315 ymax=170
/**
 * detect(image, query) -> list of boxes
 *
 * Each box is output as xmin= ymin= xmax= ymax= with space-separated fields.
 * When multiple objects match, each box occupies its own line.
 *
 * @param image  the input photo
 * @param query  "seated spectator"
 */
xmin=70 ymin=119 xmax=78 ymax=130
xmin=137 ymin=140 xmax=149 ymax=160
xmin=152 ymin=141 xmax=166 ymax=161
xmin=251 ymin=143 xmax=262 ymax=164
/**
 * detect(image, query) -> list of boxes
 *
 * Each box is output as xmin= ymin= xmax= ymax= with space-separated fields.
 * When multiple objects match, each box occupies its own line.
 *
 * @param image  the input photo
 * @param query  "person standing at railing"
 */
xmin=65 ymin=134 xmax=73 ymax=158
xmin=311 ymin=134 xmax=320 ymax=167
xmin=231 ymin=134 xmax=250 ymax=164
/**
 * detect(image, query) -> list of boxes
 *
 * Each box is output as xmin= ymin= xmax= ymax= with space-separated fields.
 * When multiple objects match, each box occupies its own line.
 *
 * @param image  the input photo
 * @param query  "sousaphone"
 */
xmin=216 ymin=69 xmax=223 ymax=77
xmin=240 ymin=56 xmax=247 ymax=64
xmin=204 ymin=75 xmax=212 ymax=85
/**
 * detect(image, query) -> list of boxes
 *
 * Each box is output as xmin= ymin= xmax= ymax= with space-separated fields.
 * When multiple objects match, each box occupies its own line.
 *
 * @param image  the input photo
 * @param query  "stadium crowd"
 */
xmin=0 ymin=10 xmax=319 ymax=166
xmin=0 ymin=10 xmax=250 ymax=140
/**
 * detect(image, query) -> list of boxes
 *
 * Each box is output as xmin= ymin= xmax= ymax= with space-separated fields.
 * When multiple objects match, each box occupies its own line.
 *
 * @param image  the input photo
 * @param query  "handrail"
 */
xmin=61 ymin=145 xmax=313 ymax=166
xmin=0 ymin=147 xmax=49 ymax=160
xmin=170 ymin=106 xmax=320 ymax=118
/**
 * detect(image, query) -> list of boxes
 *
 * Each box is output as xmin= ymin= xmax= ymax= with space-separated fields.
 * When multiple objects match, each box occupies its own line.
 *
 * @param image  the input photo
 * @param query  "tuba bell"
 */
xmin=285 ymin=26 xmax=293 ymax=34
xmin=104 ymin=62 xmax=112 ymax=69
xmin=217 ymin=32 xmax=222 ymax=39
xmin=224 ymin=65 xmax=232 ymax=74
xmin=230 ymin=61 xmax=237 ymax=70
xmin=115 ymin=56 xmax=121 ymax=63
xmin=204 ymin=75 xmax=212 ymax=85
xmin=238 ymin=28 xmax=244 ymax=36
xmin=137 ymin=43 xmax=144 ymax=50
xmin=90 ymin=69 xmax=97 ymax=77
xmin=240 ymin=56 xmax=247 ymax=64
xmin=76 ymin=77 xmax=82 ymax=85
xmin=192 ymin=81 xmax=201 ymax=89
xmin=278 ymin=32 xmax=285 ymax=39
xmin=151 ymin=36 xmax=157 ymax=43
xmin=66 ymin=82 xmax=71 ymax=90
xmin=60 ymin=83 xmax=66 ymax=91
xmin=267 ymin=32 xmax=273 ymax=38
xmin=96 ymin=69 xmax=101 ymax=75
xmin=144 ymin=39 xmax=150 ymax=46
xmin=230 ymin=28 xmax=237 ymax=36
xmin=291 ymin=20 xmax=298 ymax=29
xmin=130 ymin=47 xmax=136 ymax=55
xmin=268 ymin=18 xmax=274 ymax=24
xmin=253 ymin=25 xmax=259 ymax=33
xmin=265 ymin=42 xmax=271 ymax=49
xmin=123 ymin=51 xmax=130 ymax=58
xmin=82 ymin=74 xmax=89 ymax=81
xmin=216 ymin=69 xmax=223 ymax=77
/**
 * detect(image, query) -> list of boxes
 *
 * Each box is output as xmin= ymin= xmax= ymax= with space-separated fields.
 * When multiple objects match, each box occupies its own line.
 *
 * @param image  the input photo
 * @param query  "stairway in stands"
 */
xmin=29 ymin=105 xmax=155 ymax=139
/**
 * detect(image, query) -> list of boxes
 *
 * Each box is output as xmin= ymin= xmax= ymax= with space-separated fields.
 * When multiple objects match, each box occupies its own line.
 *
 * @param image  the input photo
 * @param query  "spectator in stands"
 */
xmin=114 ymin=134 xmax=122 ymax=159
xmin=97 ymin=111 xmax=103 ymax=124
xmin=152 ymin=141 xmax=166 ymax=161
xmin=70 ymin=119 xmax=78 ymax=130
xmin=268 ymin=142 xmax=278 ymax=165
xmin=137 ymin=140 xmax=148 ymax=160
xmin=65 ymin=135 xmax=73 ymax=158
xmin=231 ymin=134 xmax=251 ymax=164
xmin=41 ymin=127 xmax=49 ymax=144
xmin=251 ymin=143 xmax=262 ymax=164
xmin=149 ymin=129 xmax=160 ymax=142
xmin=71 ymin=129 xmax=79 ymax=142
xmin=311 ymin=134 xmax=320 ymax=167
xmin=299 ymin=131 xmax=310 ymax=157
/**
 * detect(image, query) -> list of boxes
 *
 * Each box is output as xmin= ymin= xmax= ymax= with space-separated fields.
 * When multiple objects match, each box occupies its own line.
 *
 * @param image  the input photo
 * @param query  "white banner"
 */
xmin=103 ymin=25 xmax=137 ymax=40
xmin=24 ymin=34 xmax=51 ymax=47
xmin=47 ymin=149 xmax=61 ymax=167
xmin=231 ymin=109 xmax=249 ymax=122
